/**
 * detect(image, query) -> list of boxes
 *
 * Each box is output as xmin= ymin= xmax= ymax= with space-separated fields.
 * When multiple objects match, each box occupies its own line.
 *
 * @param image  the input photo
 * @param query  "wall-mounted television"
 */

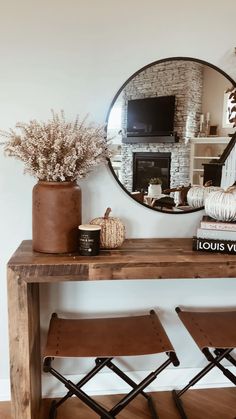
xmin=126 ymin=95 xmax=176 ymax=141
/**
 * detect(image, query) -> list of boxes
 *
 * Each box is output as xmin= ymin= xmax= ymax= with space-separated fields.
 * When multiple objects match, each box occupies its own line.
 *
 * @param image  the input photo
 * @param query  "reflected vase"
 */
xmin=32 ymin=181 xmax=81 ymax=253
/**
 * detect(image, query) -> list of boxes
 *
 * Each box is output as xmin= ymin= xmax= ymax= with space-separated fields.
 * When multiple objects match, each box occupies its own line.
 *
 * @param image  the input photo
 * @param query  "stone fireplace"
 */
xmin=120 ymin=142 xmax=191 ymax=192
xmin=119 ymin=60 xmax=203 ymax=192
xmin=133 ymin=152 xmax=171 ymax=192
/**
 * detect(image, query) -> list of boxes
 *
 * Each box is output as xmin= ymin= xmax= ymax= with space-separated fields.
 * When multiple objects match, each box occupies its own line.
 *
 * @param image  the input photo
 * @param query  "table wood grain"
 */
xmin=8 ymin=238 xmax=236 ymax=281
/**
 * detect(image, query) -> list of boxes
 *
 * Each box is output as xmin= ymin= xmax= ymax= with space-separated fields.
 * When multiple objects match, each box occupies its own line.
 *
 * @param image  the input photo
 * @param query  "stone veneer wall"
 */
xmin=120 ymin=60 xmax=203 ymax=191
xmin=121 ymin=142 xmax=191 ymax=192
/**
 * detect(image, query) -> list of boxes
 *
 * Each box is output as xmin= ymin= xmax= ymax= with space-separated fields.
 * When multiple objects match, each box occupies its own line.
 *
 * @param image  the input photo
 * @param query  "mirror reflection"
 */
xmin=107 ymin=58 xmax=236 ymax=213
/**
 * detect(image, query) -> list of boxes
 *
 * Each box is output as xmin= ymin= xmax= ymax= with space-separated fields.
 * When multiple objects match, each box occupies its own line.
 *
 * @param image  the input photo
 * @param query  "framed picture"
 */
xmin=222 ymin=91 xmax=234 ymax=128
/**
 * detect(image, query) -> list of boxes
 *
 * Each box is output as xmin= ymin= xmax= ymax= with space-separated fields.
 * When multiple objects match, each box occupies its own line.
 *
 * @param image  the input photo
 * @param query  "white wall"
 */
xmin=1 ymin=0 xmax=236 ymax=400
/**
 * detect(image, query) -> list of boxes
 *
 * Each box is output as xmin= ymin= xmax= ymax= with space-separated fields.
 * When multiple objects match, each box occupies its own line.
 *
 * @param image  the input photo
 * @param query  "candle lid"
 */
xmin=78 ymin=224 xmax=101 ymax=231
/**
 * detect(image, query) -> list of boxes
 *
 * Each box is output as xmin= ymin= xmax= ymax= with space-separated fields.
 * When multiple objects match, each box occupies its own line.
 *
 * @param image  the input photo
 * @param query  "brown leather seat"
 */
xmin=43 ymin=310 xmax=175 ymax=358
xmin=43 ymin=310 xmax=179 ymax=419
xmin=176 ymin=309 xmax=236 ymax=350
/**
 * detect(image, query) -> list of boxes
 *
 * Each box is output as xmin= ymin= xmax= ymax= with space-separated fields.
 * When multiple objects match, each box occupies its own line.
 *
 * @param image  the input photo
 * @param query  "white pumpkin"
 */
xmin=90 ymin=207 xmax=125 ymax=249
xmin=187 ymin=185 xmax=222 ymax=208
xmin=205 ymin=186 xmax=236 ymax=221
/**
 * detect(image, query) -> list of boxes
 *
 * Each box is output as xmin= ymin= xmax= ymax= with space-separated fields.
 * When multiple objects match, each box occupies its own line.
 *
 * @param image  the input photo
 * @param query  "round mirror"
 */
xmin=107 ymin=57 xmax=236 ymax=213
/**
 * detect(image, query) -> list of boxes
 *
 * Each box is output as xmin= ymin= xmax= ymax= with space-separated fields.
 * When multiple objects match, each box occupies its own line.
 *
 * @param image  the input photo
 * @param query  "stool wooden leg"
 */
xmin=214 ymin=349 xmax=236 ymax=367
xmin=172 ymin=348 xmax=236 ymax=418
xmin=44 ymin=361 xmax=114 ymax=419
xmin=49 ymin=400 xmax=57 ymax=419
xmin=203 ymin=348 xmax=236 ymax=385
xmin=147 ymin=396 xmax=159 ymax=419
xmin=99 ymin=358 xmax=159 ymax=418
xmin=172 ymin=390 xmax=188 ymax=419
xmin=110 ymin=358 xmax=172 ymax=417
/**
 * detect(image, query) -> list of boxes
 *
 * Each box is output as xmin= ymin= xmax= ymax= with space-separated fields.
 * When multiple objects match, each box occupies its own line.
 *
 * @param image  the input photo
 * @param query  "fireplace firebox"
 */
xmin=132 ymin=152 xmax=171 ymax=192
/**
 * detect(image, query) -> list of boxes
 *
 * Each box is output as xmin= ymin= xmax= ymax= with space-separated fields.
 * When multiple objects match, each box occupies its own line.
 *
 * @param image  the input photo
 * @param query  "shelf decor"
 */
xmin=187 ymin=184 xmax=222 ymax=208
xmin=32 ymin=180 xmax=81 ymax=253
xmin=204 ymin=186 xmax=236 ymax=222
xmin=2 ymin=110 xmax=111 ymax=253
xmin=190 ymin=137 xmax=230 ymax=186
xmin=147 ymin=177 xmax=162 ymax=198
xmin=90 ymin=207 xmax=125 ymax=249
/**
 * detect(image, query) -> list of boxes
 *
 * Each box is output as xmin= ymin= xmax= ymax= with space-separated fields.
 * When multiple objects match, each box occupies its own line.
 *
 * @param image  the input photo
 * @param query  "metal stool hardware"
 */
xmin=173 ymin=306 xmax=236 ymax=419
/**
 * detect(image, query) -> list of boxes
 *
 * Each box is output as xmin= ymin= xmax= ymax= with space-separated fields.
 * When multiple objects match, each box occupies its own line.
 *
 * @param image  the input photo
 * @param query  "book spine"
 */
xmin=196 ymin=228 xmax=236 ymax=241
xmin=200 ymin=221 xmax=236 ymax=232
xmin=192 ymin=236 xmax=236 ymax=254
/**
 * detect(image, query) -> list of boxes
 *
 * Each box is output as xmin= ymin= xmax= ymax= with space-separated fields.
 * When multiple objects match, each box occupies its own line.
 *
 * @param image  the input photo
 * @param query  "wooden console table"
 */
xmin=7 ymin=238 xmax=236 ymax=419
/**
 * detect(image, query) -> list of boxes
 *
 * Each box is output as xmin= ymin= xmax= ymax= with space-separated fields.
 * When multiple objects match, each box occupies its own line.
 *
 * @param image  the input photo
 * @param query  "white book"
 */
xmin=200 ymin=216 xmax=236 ymax=232
xmin=197 ymin=227 xmax=236 ymax=241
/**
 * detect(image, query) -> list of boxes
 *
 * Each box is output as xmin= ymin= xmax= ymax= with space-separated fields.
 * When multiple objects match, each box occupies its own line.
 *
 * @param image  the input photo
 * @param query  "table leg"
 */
xmin=7 ymin=267 xmax=41 ymax=419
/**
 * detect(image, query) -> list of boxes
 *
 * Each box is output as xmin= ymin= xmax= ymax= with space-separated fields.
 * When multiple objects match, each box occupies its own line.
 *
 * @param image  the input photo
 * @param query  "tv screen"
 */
xmin=127 ymin=96 xmax=175 ymax=137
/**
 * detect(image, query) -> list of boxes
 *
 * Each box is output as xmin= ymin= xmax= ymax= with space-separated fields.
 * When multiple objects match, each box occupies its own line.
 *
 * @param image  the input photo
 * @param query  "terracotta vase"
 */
xmin=32 ymin=181 xmax=81 ymax=253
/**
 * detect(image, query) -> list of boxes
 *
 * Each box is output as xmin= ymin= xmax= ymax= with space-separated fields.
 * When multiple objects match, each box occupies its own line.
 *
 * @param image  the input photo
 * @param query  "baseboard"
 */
xmin=1 ymin=366 xmax=234 ymax=402
xmin=0 ymin=379 xmax=10 ymax=401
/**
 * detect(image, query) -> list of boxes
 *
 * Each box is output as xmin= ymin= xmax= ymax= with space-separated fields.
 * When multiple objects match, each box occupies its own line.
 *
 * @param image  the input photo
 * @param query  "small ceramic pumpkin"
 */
xmin=187 ymin=184 xmax=222 ymax=208
xmin=90 ymin=207 xmax=125 ymax=249
xmin=204 ymin=186 xmax=236 ymax=221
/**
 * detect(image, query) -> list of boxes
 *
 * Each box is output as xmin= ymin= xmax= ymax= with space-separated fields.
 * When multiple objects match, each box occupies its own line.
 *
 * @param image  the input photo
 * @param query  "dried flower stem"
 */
xmin=2 ymin=110 xmax=111 ymax=181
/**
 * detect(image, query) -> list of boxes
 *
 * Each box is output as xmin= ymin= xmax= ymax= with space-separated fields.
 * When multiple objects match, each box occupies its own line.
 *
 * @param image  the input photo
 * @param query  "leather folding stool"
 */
xmin=173 ymin=307 xmax=236 ymax=419
xmin=43 ymin=309 xmax=180 ymax=418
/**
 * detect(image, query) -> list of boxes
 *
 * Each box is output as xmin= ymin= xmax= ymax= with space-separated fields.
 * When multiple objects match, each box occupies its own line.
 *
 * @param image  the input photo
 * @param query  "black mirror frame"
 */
xmin=106 ymin=56 xmax=236 ymax=214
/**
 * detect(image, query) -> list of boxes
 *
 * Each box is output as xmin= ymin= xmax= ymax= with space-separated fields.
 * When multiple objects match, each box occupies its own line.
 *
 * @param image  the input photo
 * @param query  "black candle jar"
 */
xmin=78 ymin=224 xmax=101 ymax=256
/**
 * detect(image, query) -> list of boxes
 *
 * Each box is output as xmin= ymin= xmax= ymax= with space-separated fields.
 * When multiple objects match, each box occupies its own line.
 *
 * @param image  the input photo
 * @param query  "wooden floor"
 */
xmin=1 ymin=388 xmax=236 ymax=419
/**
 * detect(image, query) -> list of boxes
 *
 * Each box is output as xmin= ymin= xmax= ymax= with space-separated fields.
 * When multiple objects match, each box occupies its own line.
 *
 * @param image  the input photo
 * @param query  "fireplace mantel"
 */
xmin=122 ymin=135 xmax=176 ymax=144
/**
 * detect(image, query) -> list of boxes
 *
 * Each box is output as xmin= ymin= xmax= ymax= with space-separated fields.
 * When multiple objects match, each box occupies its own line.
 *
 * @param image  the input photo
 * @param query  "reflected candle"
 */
xmin=78 ymin=224 xmax=101 ymax=256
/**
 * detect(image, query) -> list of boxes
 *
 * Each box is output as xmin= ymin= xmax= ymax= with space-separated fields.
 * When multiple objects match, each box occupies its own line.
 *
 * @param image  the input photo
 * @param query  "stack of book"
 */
xmin=193 ymin=215 xmax=236 ymax=254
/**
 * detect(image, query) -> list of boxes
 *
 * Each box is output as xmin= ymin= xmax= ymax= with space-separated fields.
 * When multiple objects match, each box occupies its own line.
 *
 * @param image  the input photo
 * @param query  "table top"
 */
xmin=7 ymin=238 xmax=236 ymax=282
